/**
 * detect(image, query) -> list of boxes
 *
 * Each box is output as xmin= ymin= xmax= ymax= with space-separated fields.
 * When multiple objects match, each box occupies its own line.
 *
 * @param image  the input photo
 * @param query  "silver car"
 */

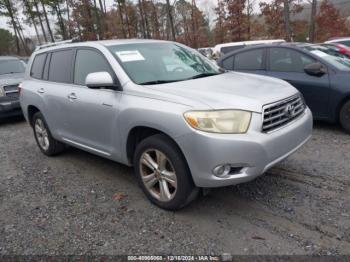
xmin=20 ymin=40 xmax=313 ymax=210
xmin=0 ymin=56 xmax=25 ymax=119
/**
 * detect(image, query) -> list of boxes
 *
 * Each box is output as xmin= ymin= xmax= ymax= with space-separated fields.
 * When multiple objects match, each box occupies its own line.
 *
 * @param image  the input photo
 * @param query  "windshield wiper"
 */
xmin=188 ymin=72 xmax=221 ymax=80
xmin=139 ymin=79 xmax=181 ymax=85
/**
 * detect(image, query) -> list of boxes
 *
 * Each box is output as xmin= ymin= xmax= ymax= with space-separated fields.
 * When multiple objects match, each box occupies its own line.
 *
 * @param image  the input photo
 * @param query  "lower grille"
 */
xmin=262 ymin=94 xmax=306 ymax=132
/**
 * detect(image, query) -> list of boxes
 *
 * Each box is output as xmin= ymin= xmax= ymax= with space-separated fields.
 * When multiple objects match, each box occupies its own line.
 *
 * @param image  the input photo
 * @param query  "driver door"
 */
xmin=63 ymin=48 xmax=121 ymax=155
xmin=266 ymin=47 xmax=330 ymax=119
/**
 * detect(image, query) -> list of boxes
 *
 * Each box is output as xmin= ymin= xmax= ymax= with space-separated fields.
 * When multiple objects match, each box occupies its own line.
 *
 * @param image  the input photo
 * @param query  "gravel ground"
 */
xmin=0 ymin=117 xmax=349 ymax=255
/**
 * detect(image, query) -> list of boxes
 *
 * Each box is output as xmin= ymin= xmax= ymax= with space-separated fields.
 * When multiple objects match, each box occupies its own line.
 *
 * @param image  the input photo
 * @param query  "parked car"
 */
xmin=325 ymin=37 xmax=350 ymax=48
xmin=322 ymin=43 xmax=350 ymax=58
xmin=212 ymin=39 xmax=285 ymax=59
xmin=217 ymin=43 xmax=350 ymax=133
xmin=20 ymin=40 xmax=312 ymax=210
xmin=197 ymin=47 xmax=213 ymax=58
xmin=0 ymin=56 xmax=25 ymax=119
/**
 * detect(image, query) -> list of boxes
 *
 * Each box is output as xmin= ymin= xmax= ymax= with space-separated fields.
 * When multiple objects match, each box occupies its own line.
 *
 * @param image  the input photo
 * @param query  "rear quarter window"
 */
xmin=48 ymin=49 xmax=74 ymax=83
xmin=30 ymin=53 xmax=47 ymax=79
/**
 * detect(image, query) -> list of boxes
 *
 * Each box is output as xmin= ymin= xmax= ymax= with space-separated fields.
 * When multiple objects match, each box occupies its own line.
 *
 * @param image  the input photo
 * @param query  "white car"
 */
xmin=325 ymin=37 xmax=350 ymax=48
xmin=213 ymin=39 xmax=286 ymax=58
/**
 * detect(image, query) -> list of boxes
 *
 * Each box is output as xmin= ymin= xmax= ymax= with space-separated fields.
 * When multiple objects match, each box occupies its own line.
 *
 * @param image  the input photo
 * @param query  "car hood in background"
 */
xmin=0 ymin=73 xmax=25 ymax=86
xmin=148 ymin=72 xmax=299 ymax=113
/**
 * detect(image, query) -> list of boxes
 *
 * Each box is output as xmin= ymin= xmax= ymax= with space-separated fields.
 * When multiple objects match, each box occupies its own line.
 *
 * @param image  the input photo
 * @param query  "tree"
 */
xmin=33 ymin=0 xmax=48 ymax=42
xmin=0 ymin=28 xmax=15 ymax=55
xmin=260 ymin=0 xmax=303 ymax=41
xmin=166 ymin=0 xmax=176 ymax=40
xmin=283 ymin=0 xmax=292 ymax=41
xmin=23 ymin=0 xmax=42 ymax=44
xmin=45 ymin=0 xmax=68 ymax=40
xmin=315 ymin=0 xmax=349 ymax=42
xmin=308 ymin=0 xmax=317 ymax=42
xmin=71 ymin=0 xmax=97 ymax=40
xmin=225 ymin=0 xmax=247 ymax=41
xmin=246 ymin=0 xmax=255 ymax=40
xmin=40 ymin=0 xmax=55 ymax=41
xmin=0 ymin=0 xmax=29 ymax=54
xmin=213 ymin=0 xmax=226 ymax=44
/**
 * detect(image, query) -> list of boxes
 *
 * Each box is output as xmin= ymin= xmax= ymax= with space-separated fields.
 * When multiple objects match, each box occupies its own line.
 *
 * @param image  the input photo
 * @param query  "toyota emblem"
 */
xmin=285 ymin=104 xmax=295 ymax=118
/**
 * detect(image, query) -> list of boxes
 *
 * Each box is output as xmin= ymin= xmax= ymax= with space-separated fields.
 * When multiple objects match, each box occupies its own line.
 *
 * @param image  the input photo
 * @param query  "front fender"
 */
xmin=117 ymin=94 xmax=194 ymax=165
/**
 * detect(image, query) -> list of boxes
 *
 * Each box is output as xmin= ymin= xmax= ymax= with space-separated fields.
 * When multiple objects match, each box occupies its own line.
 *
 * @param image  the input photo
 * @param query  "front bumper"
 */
xmin=176 ymin=108 xmax=313 ymax=187
xmin=0 ymin=97 xmax=22 ymax=118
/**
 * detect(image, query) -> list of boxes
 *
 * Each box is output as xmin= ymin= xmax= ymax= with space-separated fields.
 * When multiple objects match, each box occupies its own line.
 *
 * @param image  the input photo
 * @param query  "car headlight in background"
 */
xmin=0 ymin=87 xmax=5 ymax=97
xmin=184 ymin=110 xmax=252 ymax=134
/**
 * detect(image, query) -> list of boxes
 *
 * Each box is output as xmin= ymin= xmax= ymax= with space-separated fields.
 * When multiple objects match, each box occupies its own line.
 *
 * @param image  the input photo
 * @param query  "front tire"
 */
xmin=340 ymin=100 xmax=350 ymax=134
xmin=134 ymin=134 xmax=198 ymax=210
xmin=32 ymin=112 xmax=65 ymax=156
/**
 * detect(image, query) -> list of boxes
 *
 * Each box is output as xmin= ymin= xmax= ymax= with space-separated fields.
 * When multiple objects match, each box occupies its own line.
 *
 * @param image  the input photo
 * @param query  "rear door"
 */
xmin=220 ymin=48 xmax=268 ymax=76
xmin=63 ymin=48 xmax=121 ymax=155
xmin=266 ymin=47 xmax=330 ymax=119
xmin=40 ymin=49 xmax=75 ymax=138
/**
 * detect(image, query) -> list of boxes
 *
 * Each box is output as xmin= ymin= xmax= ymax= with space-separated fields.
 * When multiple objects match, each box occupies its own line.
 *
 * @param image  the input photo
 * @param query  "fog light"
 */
xmin=213 ymin=164 xmax=231 ymax=177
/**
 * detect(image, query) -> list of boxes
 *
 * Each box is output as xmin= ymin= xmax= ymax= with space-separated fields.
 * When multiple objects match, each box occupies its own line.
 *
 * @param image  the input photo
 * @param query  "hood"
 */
xmin=147 ymin=72 xmax=299 ymax=113
xmin=0 ymin=72 xmax=25 ymax=87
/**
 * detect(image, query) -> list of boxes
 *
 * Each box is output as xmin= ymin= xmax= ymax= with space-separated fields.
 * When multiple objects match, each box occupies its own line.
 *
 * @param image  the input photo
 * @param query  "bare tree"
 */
xmin=40 ymin=0 xmax=55 ymax=42
xmin=308 ymin=0 xmax=317 ymax=42
xmin=166 ymin=0 xmax=176 ymax=40
xmin=33 ymin=0 xmax=48 ymax=42
xmin=283 ymin=0 xmax=292 ymax=41
xmin=23 ymin=0 xmax=42 ymax=44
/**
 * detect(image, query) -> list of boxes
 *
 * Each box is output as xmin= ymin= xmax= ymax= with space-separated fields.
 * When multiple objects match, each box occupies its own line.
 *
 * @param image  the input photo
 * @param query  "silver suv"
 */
xmin=20 ymin=40 xmax=313 ymax=210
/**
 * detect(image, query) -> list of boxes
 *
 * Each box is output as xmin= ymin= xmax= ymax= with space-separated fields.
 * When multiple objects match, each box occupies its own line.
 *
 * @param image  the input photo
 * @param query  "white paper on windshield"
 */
xmin=310 ymin=50 xmax=328 ymax=57
xmin=115 ymin=50 xmax=145 ymax=62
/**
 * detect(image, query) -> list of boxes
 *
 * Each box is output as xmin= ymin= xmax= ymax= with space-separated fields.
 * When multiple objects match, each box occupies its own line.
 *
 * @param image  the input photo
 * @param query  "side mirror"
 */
xmin=85 ymin=72 xmax=118 ymax=89
xmin=304 ymin=63 xmax=327 ymax=76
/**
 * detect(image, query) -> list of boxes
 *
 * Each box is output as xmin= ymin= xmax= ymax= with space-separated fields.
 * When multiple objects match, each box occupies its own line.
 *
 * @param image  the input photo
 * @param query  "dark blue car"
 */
xmin=217 ymin=43 xmax=350 ymax=133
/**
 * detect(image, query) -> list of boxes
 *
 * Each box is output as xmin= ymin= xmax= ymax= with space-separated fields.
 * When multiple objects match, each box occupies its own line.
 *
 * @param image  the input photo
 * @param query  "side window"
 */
xmin=221 ymin=45 xmax=245 ymax=54
xmin=234 ymin=49 xmax=264 ymax=70
xmin=221 ymin=56 xmax=234 ymax=70
xmin=269 ymin=48 xmax=316 ymax=73
xmin=30 ymin=53 xmax=47 ymax=79
xmin=74 ymin=49 xmax=113 ymax=85
xmin=48 ymin=49 xmax=74 ymax=83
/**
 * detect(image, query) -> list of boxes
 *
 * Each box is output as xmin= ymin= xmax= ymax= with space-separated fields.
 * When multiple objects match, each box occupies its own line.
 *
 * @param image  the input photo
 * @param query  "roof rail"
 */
xmin=35 ymin=39 xmax=75 ymax=51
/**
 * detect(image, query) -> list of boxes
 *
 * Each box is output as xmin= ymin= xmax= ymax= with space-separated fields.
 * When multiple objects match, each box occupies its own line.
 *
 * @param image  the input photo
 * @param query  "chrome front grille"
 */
xmin=3 ymin=84 xmax=19 ymax=98
xmin=262 ymin=94 xmax=306 ymax=132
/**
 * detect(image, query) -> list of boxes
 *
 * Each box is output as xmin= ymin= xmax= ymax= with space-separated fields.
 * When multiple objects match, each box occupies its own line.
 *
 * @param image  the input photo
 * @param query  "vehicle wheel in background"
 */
xmin=340 ymin=100 xmax=350 ymax=134
xmin=32 ymin=112 xmax=65 ymax=156
xmin=134 ymin=134 xmax=199 ymax=210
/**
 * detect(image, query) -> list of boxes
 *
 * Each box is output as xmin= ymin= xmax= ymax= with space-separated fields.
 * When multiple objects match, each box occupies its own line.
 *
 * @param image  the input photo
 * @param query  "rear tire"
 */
xmin=340 ymin=100 xmax=350 ymax=134
xmin=133 ymin=134 xmax=198 ymax=210
xmin=32 ymin=112 xmax=65 ymax=156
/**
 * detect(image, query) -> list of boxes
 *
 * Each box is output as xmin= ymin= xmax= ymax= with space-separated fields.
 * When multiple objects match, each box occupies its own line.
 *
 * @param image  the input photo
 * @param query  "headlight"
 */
xmin=184 ymin=110 xmax=252 ymax=134
xmin=0 ymin=87 xmax=5 ymax=97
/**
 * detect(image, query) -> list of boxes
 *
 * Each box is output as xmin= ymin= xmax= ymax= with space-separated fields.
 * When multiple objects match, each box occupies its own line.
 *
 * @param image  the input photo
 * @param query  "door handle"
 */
xmin=37 ymin=88 xmax=45 ymax=94
xmin=67 ymin=93 xmax=77 ymax=100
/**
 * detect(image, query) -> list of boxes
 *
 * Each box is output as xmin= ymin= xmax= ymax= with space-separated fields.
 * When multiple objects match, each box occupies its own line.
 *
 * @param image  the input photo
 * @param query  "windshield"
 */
xmin=304 ymin=46 xmax=350 ymax=71
xmin=0 ymin=59 xmax=26 ymax=75
xmin=108 ymin=42 xmax=221 ymax=85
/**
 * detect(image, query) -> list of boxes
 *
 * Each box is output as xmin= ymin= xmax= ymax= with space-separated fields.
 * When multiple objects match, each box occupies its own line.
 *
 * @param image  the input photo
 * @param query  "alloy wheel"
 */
xmin=35 ymin=118 xmax=50 ymax=151
xmin=139 ymin=149 xmax=178 ymax=202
